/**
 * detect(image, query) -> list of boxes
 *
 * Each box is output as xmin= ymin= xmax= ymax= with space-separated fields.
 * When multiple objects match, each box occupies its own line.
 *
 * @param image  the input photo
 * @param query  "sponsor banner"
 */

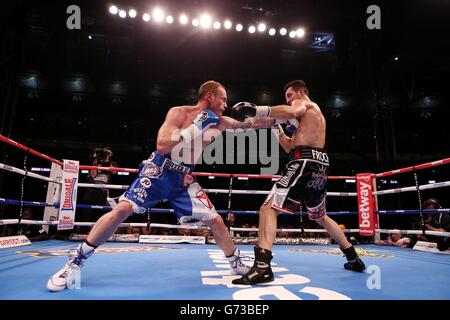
xmin=0 ymin=235 xmax=31 ymax=249
xmin=139 ymin=235 xmax=206 ymax=244
xmin=58 ymin=160 xmax=79 ymax=230
xmin=18 ymin=245 xmax=181 ymax=258
xmin=356 ymin=173 xmax=375 ymax=236
xmin=43 ymin=163 xmax=62 ymax=233
xmin=413 ymin=241 xmax=450 ymax=255
xmin=207 ymin=237 xmax=331 ymax=245
xmin=289 ymin=247 xmax=395 ymax=258
xmin=69 ymin=233 xmax=140 ymax=242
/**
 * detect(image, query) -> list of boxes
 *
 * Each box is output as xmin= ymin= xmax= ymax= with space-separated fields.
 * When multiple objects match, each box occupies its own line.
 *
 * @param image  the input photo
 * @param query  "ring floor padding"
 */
xmin=1 ymin=240 xmax=449 ymax=300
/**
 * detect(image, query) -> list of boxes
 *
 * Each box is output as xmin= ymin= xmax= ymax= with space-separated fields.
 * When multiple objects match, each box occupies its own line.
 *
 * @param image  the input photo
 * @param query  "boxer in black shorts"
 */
xmin=230 ymin=80 xmax=365 ymax=285
xmin=268 ymin=146 xmax=330 ymax=220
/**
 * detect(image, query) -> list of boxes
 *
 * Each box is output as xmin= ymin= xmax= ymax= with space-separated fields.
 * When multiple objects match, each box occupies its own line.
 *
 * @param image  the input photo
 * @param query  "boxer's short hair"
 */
xmin=198 ymin=80 xmax=225 ymax=100
xmin=284 ymin=80 xmax=309 ymax=96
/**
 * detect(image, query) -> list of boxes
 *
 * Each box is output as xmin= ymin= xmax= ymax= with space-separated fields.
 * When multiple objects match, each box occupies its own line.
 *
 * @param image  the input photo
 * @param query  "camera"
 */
xmin=90 ymin=147 xmax=112 ymax=163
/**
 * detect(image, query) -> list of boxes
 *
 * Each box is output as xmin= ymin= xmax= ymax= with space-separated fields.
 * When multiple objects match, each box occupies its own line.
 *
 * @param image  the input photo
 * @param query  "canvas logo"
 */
xmin=288 ymin=248 xmax=395 ymax=258
xmin=201 ymin=249 xmax=351 ymax=300
xmin=18 ymin=245 xmax=182 ymax=258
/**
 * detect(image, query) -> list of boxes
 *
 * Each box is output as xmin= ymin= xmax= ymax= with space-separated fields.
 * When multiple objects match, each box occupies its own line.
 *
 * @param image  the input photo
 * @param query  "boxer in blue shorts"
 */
xmin=48 ymin=81 xmax=260 ymax=292
xmin=230 ymin=80 xmax=366 ymax=285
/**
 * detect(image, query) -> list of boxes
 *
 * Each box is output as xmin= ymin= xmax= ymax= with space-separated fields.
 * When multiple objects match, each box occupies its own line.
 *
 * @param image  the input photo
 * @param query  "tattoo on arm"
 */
xmin=234 ymin=117 xmax=276 ymax=129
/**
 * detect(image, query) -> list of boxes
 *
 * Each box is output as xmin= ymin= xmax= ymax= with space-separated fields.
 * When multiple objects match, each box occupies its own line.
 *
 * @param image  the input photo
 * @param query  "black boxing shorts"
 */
xmin=264 ymin=146 xmax=330 ymax=220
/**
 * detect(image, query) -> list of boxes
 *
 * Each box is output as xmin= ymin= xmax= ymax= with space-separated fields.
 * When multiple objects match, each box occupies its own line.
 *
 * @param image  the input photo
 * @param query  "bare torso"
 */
xmin=290 ymin=101 xmax=326 ymax=149
xmin=156 ymin=105 xmax=232 ymax=164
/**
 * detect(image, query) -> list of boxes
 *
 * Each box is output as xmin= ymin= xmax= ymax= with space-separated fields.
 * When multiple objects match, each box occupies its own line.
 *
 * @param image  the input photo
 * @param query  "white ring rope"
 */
xmin=374 ymin=181 xmax=450 ymax=195
xmin=77 ymin=183 xmax=128 ymax=190
xmin=3 ymin=218 xmax=449 ymax=237
xmin=376 ymin=229 xmax=450 ymax=237
xmin=0 ymin=163 xmax=59 ymax=184
xmin=1 ymin=162 xmax=448 ymax=197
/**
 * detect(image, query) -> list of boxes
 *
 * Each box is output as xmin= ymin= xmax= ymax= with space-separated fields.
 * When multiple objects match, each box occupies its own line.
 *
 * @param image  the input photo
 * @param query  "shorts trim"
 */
xmin=119 ymin=196 xmax=146 ymax=214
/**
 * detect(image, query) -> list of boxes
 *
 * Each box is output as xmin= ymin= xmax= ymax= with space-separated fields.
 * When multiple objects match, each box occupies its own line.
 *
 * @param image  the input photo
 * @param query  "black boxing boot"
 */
xmin=232 ymin=246 xmax=274 ymax=285
xmin=341 ymin=245 xmax=366 ymax=272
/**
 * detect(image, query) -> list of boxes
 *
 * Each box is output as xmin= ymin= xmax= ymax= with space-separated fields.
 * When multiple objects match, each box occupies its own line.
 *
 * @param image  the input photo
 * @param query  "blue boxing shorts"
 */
xmin=119 ymin=152 xmax=219 ymax=224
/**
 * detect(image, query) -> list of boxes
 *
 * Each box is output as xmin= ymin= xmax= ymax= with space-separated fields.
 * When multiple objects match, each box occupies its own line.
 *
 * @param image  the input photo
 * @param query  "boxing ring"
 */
xmin=1 ymin=134 xmax=450 ymax=300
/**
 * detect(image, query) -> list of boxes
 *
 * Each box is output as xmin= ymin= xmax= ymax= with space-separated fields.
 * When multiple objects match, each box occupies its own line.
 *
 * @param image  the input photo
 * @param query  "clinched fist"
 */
xmin=230 ymin=102 xmax=270 ymax=121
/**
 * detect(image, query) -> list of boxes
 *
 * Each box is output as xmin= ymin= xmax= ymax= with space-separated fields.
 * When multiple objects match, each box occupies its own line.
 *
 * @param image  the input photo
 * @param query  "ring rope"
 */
xmin=375 ymin=158 xmax=450 ymax=178
xmin=226 ymin=176 xmax=234 ymax=228
xmin=1 ymin=134 xmax=449 ymax=180
xmin=0 ymin=162 xmax=58 ymax=183
xmin=2 ymin=198 xmax=450 ymax=217
xmin=3 ymin=217 xmax=450 ymax=237
xmin=18 ymin=155 xmax=28 ymax=228
xmin=4 ymin=163 xmax=449 ymax=197
xmin=413 ymin=168 xmax=426 ymax=235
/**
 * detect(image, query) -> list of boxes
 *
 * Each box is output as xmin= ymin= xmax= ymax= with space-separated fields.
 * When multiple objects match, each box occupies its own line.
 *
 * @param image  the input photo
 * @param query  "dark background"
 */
xmin=1 ymin=0 xmax=449 ymax=228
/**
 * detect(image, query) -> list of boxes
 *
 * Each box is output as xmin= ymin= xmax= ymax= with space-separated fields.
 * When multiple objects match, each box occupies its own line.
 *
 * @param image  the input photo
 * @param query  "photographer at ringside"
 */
xmin=77 ymin=147 xmax=117 ymax=233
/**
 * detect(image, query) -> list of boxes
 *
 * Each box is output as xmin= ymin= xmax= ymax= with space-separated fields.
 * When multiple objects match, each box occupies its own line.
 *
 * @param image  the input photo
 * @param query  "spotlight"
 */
xmin=109 ymin=5 xmax=118 ymax=15
xmin=200 ymin=14 xmax=212 ymax=28
xmin=128 ymin=9 xmax=137 ymax=18
xmin=236 ymin=23 xmax=243 ymax=32
xmin=257 ymin=23 xmax=266 ymax=32
xmin=143 ymin=13 xmax=150 ymax=22
xmin=394 ymin=56 xmax=399 ymax=61
xmin=166 ymin=15 xmax=174 ymax=24
xmin=289 ymin=30 xmax=297 ymax=38
xmin=179 ymin=14 xmax=188 ymax=24
xmin=296 ymin=28 xmax=305 ymax=37
xmin=248 ymin=25 xmax=256 ymax=33
xmin=268 ymin=28 xmax=276 ymax=36
xmin=192 ymin=19 xmax=200 ymax=27
xmin=88 ymin=35 xmax=92 ymax=40
xmin=119 ymin=10 xmax=126 ymax=18
xmin=224 ymin=20 xmax=232 ymax=29
xmin=153 ymin=8 xmax=164 ymax=22
xmin=279 ymin=28 xmax=287 ymax=36
xmin=213 ymin=21 xmax=221 ymax=29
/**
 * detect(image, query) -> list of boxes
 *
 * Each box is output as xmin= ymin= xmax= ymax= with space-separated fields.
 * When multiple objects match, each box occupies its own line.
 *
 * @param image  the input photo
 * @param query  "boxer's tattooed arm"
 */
xmin=232 ymin=117 xmax=275 ymax=129
xmin=218 ymin=116 xmax=275 ymax=131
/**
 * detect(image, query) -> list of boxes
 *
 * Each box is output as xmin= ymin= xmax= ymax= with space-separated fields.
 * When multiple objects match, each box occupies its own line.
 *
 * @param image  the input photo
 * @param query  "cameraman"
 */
xmin=89 ymin=147 xmax=116 ymax=186
xmin=412 ymin=198 xmax=450 ymax=250
xmin=78 ymin=147 xmax=117 ymax=233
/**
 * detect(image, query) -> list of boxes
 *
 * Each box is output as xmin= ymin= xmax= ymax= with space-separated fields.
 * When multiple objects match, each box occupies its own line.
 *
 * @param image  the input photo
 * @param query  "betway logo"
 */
xmin=62 ymin=178 xmax=76 ymax=211
xmin=359 ymin=181 xmax=371 ymax=228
